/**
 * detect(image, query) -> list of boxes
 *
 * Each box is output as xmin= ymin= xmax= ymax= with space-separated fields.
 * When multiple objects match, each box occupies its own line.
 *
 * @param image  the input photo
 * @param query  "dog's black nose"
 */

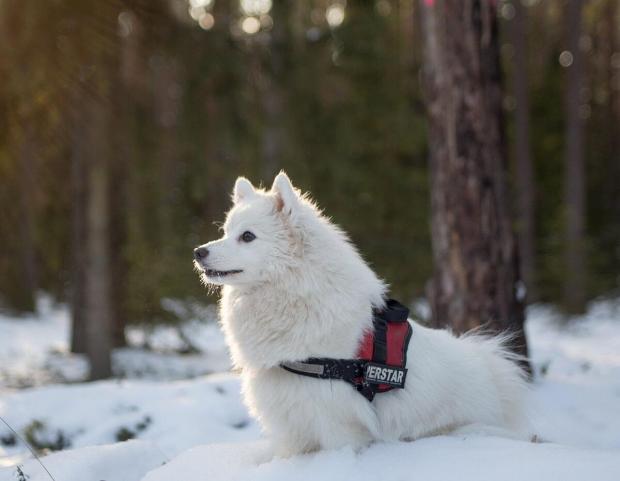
xmin=194 ymin=246 xmax=209 ymax=260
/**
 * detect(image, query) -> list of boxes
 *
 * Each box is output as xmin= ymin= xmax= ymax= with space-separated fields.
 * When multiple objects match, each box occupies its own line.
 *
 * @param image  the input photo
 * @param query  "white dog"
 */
xmin=194 ymin=172 xmax=528 ymax=458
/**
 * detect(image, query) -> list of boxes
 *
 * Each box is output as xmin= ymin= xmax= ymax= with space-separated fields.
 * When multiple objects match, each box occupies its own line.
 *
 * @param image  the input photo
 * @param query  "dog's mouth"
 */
xmin=203 ymin=268 xmax=243 ymax=278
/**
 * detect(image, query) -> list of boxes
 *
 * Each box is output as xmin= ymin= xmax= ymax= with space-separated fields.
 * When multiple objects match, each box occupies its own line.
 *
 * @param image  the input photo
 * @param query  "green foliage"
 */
xmin=115 ymin=427 xmax=135 ymax=442
xmin=0 ymin=431 xmax=17 ymax=447
xmin=22 ymin=420 xmax=71 ymax=452
xmin=0 ymin=0 xmax=617 ymax=321
xmin=114 ymin=415 xmax=152 ymax=442
xmin=503 ymin=1 xmax=620 ymax=306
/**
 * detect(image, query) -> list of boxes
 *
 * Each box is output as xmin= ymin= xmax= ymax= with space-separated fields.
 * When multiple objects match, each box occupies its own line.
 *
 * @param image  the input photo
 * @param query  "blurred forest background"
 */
xmin=0 ymin=0 xmax=619 ymax=357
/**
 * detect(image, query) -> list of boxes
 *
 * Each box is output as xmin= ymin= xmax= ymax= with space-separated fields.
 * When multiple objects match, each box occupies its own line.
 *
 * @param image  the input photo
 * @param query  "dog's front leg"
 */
xmin=318 ymin=421 xmax=374 ymax=453
xmin=271 ymin=434 xmax=320 ymax=459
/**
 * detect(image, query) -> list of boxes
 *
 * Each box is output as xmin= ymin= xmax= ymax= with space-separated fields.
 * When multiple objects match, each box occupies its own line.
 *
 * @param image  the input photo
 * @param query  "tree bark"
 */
xmin=509 ymin=0 xmax=536 ymax=302
xmin=16 ymin=125 xmax=38 ymax=312
xmin=419 ymin=0 xmax=529 ymax=364
xmin=259 ymin=0 xmax=292 ymax=181
xmin=562 ymin=0 xmax=586 ymax=314
xmin=70 ymin=97 xmax=88 ymax=354
xmin=110 ymin=119 xmax=128 ymax=348
xmin=85 ymin=95 xmax=113 ymax=380
xmin=603 ymin=0 xmax=620 ymax=268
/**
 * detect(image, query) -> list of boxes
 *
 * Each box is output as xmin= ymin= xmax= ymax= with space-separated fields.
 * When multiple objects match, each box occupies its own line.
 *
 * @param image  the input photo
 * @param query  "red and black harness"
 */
xmin=280 ymin=299 xmax=412 ymax=401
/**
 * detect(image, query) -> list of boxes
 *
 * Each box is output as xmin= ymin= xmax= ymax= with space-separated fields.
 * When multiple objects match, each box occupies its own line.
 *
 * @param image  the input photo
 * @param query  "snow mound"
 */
xmin=0 ymin=374 xmax=260 ymax=463
xmin=140 ymin=437 xmax=620 ymax=481
xmin=0 ymin=440 xmax=167 ymax=481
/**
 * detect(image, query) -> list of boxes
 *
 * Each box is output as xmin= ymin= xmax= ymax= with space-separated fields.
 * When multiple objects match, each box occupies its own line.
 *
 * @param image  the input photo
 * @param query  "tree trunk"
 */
xmin=259 ymin=0 xmax=291 ymax=181
xmin=16 ymin=125 xmax=38 ymax=312
xmin=419 ymin=0 xmax=529 ymax=364
xmin=562 ymin=0 xmax=586 ymax=314
xmin=85 ymin=95 xmax=113 ymax=380
xmin=603 ymin=0 xmax=620 ymax=273
xmin=153 ymin=55 xmax=182 ymax=248
xmin=509 ymin=0 xmax=536 ymax=302
xmin=108 ymin=7 xmax=145 ymax=349
xmin=110 ymin=124 xmax=128 ymax=348
xmin=70 ymin=99 xmax=88 ymax=354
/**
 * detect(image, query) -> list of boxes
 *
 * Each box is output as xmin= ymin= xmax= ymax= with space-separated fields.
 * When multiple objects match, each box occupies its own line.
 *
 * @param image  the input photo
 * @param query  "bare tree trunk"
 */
xmin=111 ymin=6 xmax=148 ymax=346
xmin=563 ymin=0 xmax=586 ymax=314
xmin=153 ymin=55 xmax=182 ymax=248
xmin=509 ymin=0 xmax=536 ymax=302
xmin=70 ymin=99 xmax=88 ymax=354
xmin=262 ymin=7 xmax=288 ymax=182
xmin=204 ymin=0 xmax=245 ymax=210
xmin=419 ymin=0 xmax=529 ymax=364
xmin=603 ymin=0 xmax=620 ymax=261
xmin=85 ymin=95 xmax=113 ymax=379
xmin=110 ymin=123 xmax=128 ymax=348
xmin=16 ymin=125 xmax=38 ymax=312
xmin=92 ymin=3 xmax=147 ymax=348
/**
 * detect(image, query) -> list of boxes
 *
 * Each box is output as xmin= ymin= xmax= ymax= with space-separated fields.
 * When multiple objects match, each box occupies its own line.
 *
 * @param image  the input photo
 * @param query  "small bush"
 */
xmin=0 ymin=431 xmax=16 ymax=446
xmin=135 ymin=415 xmax=152 ymax=432
xmin=115 ymin=426 xmax=135 ymax=442
xmin=115 ymin=415 xmax=152 ymax=442
xmin=23 ymin=420 xmax=71 ymax=452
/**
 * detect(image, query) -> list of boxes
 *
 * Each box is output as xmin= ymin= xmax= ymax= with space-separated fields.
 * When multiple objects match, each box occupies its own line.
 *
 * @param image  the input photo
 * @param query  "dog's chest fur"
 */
xmin=219 ymin=284 xmax=374 ymax=370
xmin=219 ymin=284 xmax=384 ymax=455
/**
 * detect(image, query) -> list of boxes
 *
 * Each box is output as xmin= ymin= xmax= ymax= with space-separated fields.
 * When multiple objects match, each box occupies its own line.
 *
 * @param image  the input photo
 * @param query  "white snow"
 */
xmin=0 ymin=374 xmax=260 ymax=468
xmin=0 ymin=295 xmax=231 ymax=390
xmin=141 ymin=437 xmax=620 ymax=481
xmin=526 ymin=299 xmax=620 ymax=450
xmin=0 ymin=440 xmax=167 ymax=481
xmin=0 ymin=296 xmax=81 ymax=389
xmin=1 ymin=296 xmax=619 ymax=481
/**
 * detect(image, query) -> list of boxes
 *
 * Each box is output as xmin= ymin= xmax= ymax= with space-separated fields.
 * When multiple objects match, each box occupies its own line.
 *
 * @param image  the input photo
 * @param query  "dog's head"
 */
xmin=194 ymin=172 xmax=305 ymax=286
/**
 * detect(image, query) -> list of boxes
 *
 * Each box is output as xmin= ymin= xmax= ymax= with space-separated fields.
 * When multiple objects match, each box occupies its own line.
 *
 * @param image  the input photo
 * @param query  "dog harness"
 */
xmin=280 ymin=299 xmax=412 ymax=401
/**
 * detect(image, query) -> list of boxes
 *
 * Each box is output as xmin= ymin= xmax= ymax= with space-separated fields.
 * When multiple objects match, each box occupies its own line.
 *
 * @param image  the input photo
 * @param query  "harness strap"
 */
xmin=281 ymin=358 xmax=376 ymax=400
xmin=281 ymin=357 xmax=408 ymax=401
xmin=280 ymin=299 xmax=411 ymax=402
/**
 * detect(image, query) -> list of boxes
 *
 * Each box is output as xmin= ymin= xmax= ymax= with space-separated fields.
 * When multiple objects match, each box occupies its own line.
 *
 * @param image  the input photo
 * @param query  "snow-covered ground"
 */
xmin=526 ymin=300 xmax=620 ymax=450
xmin=1 ymin=296 xmax=619 ymax=480
xmin=0 ymin=296 xmax=230 ymax=390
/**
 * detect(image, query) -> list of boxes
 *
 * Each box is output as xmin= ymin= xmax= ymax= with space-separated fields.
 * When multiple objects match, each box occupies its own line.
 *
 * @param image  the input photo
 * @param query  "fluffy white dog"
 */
xmin=194 ymin=172 xmax=528 ymax=458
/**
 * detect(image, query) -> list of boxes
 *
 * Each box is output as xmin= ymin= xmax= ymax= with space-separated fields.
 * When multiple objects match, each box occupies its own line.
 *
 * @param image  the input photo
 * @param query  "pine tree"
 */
xmin=562 ymin=0 xmax=586 ymax=314
xmin=418 ymin=0 xmax=529 ymax=363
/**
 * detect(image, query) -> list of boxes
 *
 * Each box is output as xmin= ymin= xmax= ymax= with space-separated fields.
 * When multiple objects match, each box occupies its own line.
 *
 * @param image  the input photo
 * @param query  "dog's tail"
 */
xmin=460 ymin=330 xmax=531 ymax=432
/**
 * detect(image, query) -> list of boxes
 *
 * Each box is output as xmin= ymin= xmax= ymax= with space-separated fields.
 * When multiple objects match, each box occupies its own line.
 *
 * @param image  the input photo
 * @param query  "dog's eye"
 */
xmin=240 ymin=231 xmax=256 ymax=243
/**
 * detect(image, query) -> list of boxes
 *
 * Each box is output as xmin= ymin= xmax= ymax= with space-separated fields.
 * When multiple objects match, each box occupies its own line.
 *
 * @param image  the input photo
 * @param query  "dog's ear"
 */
xmin=233 ymin=177 xmax=256 ymax=203
xmin=271 ymin=171 xmax=298 ymax=215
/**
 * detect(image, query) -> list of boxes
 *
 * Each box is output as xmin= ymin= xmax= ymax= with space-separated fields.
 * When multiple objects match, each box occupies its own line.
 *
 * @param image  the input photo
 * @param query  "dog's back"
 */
xmin=372 ymin=323 xmax=529 ymax=442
